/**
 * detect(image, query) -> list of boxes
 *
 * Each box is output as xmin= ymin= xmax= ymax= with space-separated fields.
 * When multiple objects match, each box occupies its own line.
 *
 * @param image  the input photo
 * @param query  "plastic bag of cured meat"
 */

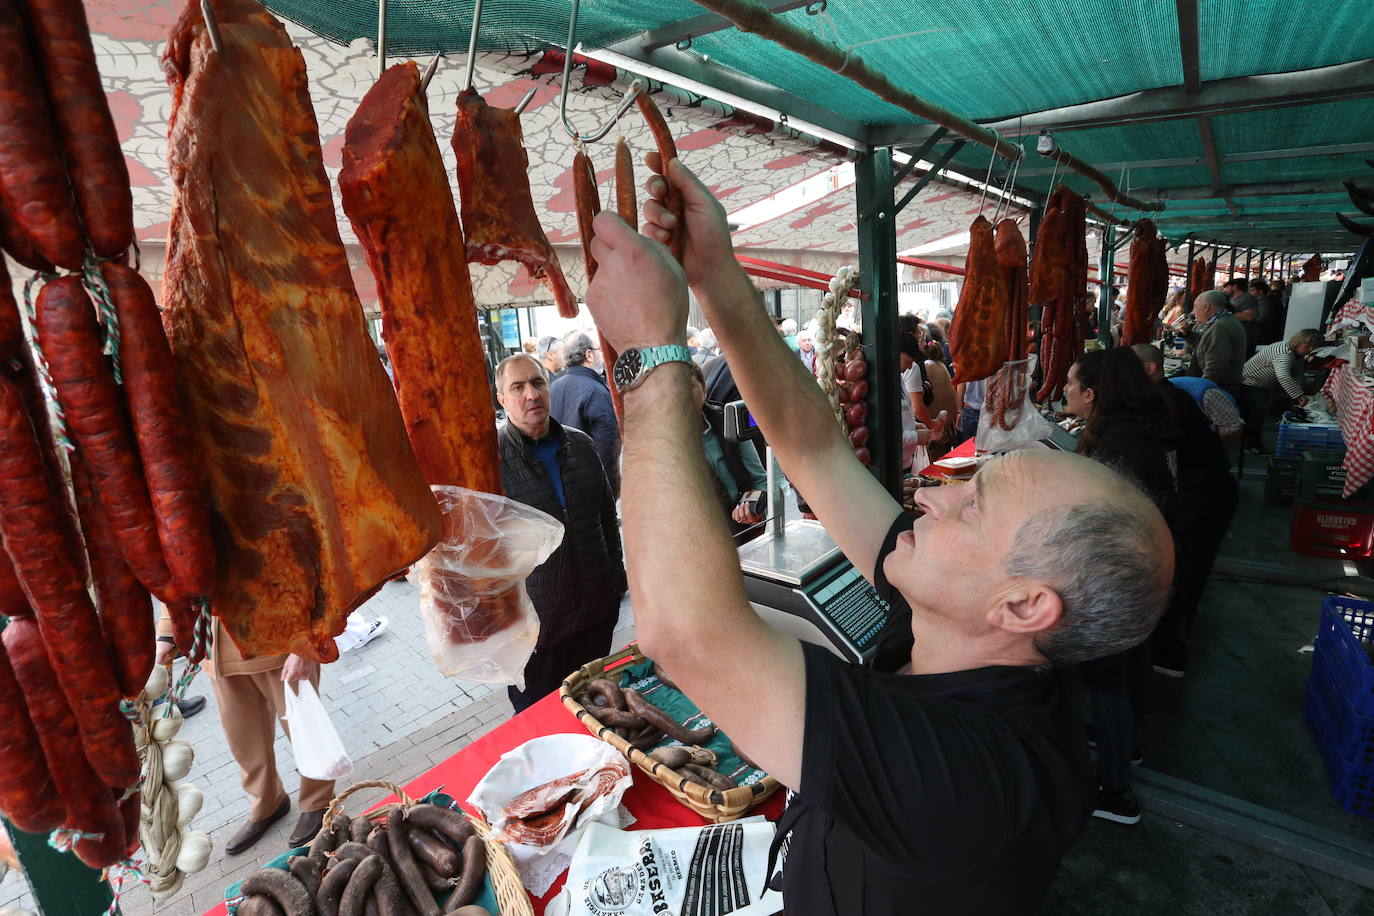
xmin=417 ymin=485 xmax=562 ymax=686
xmin=470 ymin=735 xmax=634 ymax=895
xmin=547 ymin=818 xmax=783 ymax=916
xmin=977 ymin=357 xmax=1055 ymax=453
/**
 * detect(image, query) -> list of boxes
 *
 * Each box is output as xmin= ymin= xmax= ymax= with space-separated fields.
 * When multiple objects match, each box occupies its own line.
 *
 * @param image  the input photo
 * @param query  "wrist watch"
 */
xmin=613 ymin=344 xmax=693 ymax=392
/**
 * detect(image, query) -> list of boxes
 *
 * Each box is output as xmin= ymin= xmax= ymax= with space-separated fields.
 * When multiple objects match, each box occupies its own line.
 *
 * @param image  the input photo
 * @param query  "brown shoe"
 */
xmin=286 ymin=809 xmax=326 ymax=849
xmin=224 ymin=797 xmax=289 ymax=855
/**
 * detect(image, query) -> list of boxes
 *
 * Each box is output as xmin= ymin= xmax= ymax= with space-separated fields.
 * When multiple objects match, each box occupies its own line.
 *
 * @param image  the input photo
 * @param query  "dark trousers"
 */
xmin=1083 ymin=643 xmax=1153 ymax=792
xmin=508 ymin=612 xmax=618 ymax=713
xmin=1154 ymin=476 xmax=1240 ymax=660
xmin=958 ymin=406 xmax=980 ymax=444
xmin=1240 ymin=384 xmax=1271 ymax=450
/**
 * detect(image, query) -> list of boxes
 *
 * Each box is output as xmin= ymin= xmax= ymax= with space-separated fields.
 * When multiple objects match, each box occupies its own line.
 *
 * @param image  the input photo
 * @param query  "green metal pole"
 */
xmin=1098 ymin=225 xmax=1117 ymax=347
xmin=3 ymin=820 xmax=117 ymax=916
xmin=854 ymin=149 xmax=901 ymax=496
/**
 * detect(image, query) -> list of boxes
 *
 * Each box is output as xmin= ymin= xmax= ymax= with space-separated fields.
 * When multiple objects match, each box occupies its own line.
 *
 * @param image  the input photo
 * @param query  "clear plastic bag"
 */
xmin=417 ymin=485 xmax=564 ymax=686
xmin=977 ymin=358 xmax=1054 ymax=452
xmin=282 ymin=681 xmax=353 ymax=781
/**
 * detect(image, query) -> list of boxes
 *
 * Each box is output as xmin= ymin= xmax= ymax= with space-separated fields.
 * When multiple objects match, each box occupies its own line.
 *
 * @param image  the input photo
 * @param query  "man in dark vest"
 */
xmin=496 ymin=353 xmax=626 ymax=712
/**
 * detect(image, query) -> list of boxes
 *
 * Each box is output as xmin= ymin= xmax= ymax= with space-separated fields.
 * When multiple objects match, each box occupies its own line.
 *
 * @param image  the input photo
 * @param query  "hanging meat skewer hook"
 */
xmin=376 ymin=0 xmax=387 ymax=79
xmin=559 ymin=0 xmax=640 ymax=141
xmin=420 ymin=52 xmax=444 ymax=93
xmin=200 ymin=0 xmax=224 ymax=54
xmin=463 ymin=0 xmax=485 ymax=91
xmin=514 ymin=86 xmax=538 ymax=115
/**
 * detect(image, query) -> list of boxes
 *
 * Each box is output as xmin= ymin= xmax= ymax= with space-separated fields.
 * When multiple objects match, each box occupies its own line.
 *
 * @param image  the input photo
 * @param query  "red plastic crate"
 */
xmin=1291 ymin=502 xmax=1374 ymax=557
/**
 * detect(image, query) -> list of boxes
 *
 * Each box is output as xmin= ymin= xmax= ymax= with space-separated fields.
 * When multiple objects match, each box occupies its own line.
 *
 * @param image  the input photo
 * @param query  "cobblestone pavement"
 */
xmin=1 ymin=578 xmax=636 ymax=915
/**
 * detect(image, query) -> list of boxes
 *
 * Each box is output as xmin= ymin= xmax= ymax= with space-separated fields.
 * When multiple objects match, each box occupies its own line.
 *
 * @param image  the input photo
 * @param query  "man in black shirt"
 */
xmin=581 ymin=162 xmax=1175 ymax=914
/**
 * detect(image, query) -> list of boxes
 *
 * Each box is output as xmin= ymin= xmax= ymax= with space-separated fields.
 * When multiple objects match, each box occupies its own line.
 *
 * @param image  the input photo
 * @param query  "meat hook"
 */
xmin=559 ymin=0 xmax=641 ymax=142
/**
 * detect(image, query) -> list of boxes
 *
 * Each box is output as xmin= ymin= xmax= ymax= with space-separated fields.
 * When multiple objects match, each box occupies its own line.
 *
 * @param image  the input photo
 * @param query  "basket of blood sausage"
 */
xmin=227 ymin=780 xmax=532 ymax=916
xmin=560 ymin=643 xmax=781 ymax=822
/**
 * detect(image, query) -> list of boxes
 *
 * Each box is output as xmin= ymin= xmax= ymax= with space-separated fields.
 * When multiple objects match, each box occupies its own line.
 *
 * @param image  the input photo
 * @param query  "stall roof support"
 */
xmin=1098 ymin=224 xmax=1117 ymax=347
xmin=855 ymin=149 xmax=902 ymax=497
xmin=1175 ymin=0 xmax=1200 ymax=96
xmin=893 ymin=140 xmax=966 ymax=216
xmin=872 ymin=59 xmax=1374 ymax=146
xmin=858 ymin=128 xmax=948 ymax=221
xmin=1196 ymin=116 xmax=1237 ymax=216
xmin=1016 ymin=141 xmax=1374 ymax=176
xmin=638 ymin=0 xmax=812 ymax=51
xmin=1143 ymin=179 xmax=1347 ymax=200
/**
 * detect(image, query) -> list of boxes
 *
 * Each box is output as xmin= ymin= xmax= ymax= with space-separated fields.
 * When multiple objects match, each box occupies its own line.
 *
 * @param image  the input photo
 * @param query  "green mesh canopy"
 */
xmin=262 ymin=0 xmax=1374 ymax=251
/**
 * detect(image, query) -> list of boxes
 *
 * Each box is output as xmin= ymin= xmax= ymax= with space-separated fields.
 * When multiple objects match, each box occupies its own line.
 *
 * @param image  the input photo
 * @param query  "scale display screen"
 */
xmin=804 ymin=563 xmax=891 ymax=657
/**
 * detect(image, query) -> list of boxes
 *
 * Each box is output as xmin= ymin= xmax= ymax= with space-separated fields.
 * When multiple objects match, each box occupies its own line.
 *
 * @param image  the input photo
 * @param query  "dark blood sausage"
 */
xmin=72 ymin=451 xmax=155 ymax=698
xmin=444 ymin=835 xmax=486 ymax=911
xmin=35 ymin=277 xmax=178 ymax=601
xmin=3 ymin=618 xmax=126 ymax=864
xmin=404 ymin=804 xmax=472 ymax=847
xmin=624 ymin=688 xmax=716 ymax=745
xmin=0 ymin=257 xmax=21 ymax=361
xmin=405 ymin=825 xmax=461 ymax=877
xmin=0 ymin=375 xmax=139 ymax=787
xmin=101 ymin=263 xmax=215 ymax=598
xmin=0 ymin=197 xmax=56 ymax=273
xmin=240 ymin=868 xmax=312 ymax=916
xmin=22 ymin=0 xmax=135 ymax=258
xmin=340 ymin=855 xmax=385 ymax=916
xmin=0 ymin=0 xmax=83 ymax=270
xmin=237 ymin=897 xmax=285 ymax=916
xmin=0 ymin=639 xmax=66 ymax=832
xmin=386 ymin=809 xmax=440 ymax=916
xmin=309 ymin=812 xmax=351 ymax=867
xmin=318 ymin=857 xmax=361 ymax=916
xmin=288 ymin=855 xmax=323 ymax=901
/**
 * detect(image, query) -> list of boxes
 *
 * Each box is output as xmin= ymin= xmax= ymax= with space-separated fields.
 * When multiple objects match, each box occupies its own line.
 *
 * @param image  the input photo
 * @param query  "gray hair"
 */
xmin=495 ymin=352 xmax=546 ymax=388
xmin=1194 ymin=290 xmax=1228 ymax=313
xmin=564 ymin=331 xmax=597 ymax=367
xmin=698 ymin=328 xmax=717 ymax=350
xmin=1005 ymin=501 xmax=1171 ymax=666
xmin=537 ymin=335 xmax=561 ymax=358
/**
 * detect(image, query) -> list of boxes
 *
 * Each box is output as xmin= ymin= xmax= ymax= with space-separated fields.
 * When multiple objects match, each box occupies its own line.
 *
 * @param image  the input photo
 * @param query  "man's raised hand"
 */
xmin=585 ymin=209 xmax=689 ymax=353
xmin=642 ymin=156 xmax=737 ymax=294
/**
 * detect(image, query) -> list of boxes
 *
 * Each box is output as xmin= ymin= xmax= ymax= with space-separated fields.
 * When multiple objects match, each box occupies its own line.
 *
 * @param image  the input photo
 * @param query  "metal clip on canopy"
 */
xmin=559 ymin=0 xmax=641 ymax=142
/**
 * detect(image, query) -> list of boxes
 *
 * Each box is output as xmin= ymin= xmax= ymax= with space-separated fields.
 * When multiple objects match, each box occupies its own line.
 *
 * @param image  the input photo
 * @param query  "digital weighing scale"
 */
xmin=738 ymin=519 xmax=898 ymax=665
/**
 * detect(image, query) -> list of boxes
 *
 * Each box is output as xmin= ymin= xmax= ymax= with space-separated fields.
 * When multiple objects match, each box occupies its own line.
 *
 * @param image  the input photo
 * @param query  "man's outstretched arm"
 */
xmin=585 ymin=211 xmax=805 ymax=790
xmin=641 ymin=159 xmax=900 ymax=583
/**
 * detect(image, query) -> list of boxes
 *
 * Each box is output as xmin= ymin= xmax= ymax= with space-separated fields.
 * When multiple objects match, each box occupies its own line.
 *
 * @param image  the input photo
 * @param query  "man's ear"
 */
xmin=989 ymin=584 xmax=1063 ymax=637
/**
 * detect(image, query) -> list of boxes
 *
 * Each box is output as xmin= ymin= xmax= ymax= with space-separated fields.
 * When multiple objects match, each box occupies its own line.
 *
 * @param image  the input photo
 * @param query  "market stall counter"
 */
xmin=1321 ymin=364 xmax=1374 ymax=498
xmin=202 ymin=690 xmax=786 ymax=916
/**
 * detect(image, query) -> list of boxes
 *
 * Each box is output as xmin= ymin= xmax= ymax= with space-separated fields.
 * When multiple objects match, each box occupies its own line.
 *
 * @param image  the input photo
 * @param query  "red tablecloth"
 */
xmin=917 ymin=436 xmax=977 ymax=477
xmin=202 ymin=688 xmax=784 ymax=916
xmin=1322 ymin=363 xmax=1374 ymax=497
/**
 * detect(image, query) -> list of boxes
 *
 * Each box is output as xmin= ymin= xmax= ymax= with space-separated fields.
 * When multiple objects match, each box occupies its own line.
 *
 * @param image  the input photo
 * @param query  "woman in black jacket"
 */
xmin=1062 ymin=347 xmax=1180 ymax=826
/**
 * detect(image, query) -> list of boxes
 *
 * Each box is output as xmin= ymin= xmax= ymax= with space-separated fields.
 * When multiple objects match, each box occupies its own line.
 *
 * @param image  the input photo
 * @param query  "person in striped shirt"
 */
xmin=1239 ymin=329 xmax=1324 ymax=454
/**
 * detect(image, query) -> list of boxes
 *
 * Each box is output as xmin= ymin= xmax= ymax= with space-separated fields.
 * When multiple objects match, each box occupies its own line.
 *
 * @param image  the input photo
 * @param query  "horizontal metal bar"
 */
xmin=860 ymin=129 xmax=948 ymax=220
xmin=869 ymin=58 xmax=1374 ymax=147
xmin=1154 ymin=212 xmax=1366 ymax=227
xmin=595 ymin=40 xmax=874 ymax=150
xmin=639 ymin=0 xmax=812 ymax=51
xmin=1136 ymin=179 xmax=1348 ymax=200
xmin=894 ymin=140 xmax=965 ymax=216
xmin=1014 ymin=141 xmax=1374 ymax=176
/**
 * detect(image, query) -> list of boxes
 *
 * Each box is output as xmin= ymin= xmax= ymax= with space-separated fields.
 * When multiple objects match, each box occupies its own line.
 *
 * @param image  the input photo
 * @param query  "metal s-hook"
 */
xmin=200 ymin=0 xmax=224 ymax=54
xmin=420 ymin=52 xmax=443 ymax=93
xmin=463 ymin=0 xmax=485 ymax=91
xmin=559 ymin=0 xmax=641 ymax=142
xmin=376 ymin=0 xmax=386 ymax=79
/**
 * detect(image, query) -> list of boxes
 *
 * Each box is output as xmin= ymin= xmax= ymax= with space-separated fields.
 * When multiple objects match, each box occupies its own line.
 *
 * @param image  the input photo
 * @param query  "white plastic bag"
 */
xmin=976 ymin=358 xmax=1054 ymax=452
xmin=282 ymin=681 xmax=353 ymax=781
xmin=547 ymin=818 xmax=783 ymax=916
xmin=417 ymin=485 xmax=563 ymax=686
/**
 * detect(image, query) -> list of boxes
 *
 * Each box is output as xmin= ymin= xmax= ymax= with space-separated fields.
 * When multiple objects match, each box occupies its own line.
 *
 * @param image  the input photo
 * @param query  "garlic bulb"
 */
xmin=175 ymin=784 xmax=203 ymax=827
xmin=142 ymin=665 xmax=169 ymax=702
xmin=174 ymin=830 xmax=212 ymax=874
xmin=161 ymin=740 xmax=194 ymax=781
xmin=151 ymin=704 xmax=183 ymax=742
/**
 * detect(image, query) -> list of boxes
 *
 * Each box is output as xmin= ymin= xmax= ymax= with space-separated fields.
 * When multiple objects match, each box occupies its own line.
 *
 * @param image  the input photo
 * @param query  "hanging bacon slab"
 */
xmin=161 ymin=0 xmax=442 ymax=662
xmin=453 ymin=88 xmax=577 ymax=318
xmin=1121 ymin=219 xmax=1163 ymax=346
xmin=1031 ymin=186 xmax=1088 ymax=402
xmin=994 ymin=218 xmax=1029 ymax=362
xmin=949 ymin=215 xmax=1009 ymax=384
xmin=1188 ymin=255 xmax=1213 ymax=302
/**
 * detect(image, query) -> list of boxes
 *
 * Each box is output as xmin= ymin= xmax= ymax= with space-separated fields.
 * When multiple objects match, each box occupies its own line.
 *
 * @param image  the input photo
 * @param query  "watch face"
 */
xmin=614 ymin=348 xmax=642 ymax=389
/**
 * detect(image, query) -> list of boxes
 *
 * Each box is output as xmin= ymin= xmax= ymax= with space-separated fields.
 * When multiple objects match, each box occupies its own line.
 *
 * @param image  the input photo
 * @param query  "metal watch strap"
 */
xmin=618 ymin=344 xmax=693 ymax=391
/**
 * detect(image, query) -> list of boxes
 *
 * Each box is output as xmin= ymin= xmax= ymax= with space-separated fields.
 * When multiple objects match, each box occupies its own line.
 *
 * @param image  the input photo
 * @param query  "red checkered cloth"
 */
xmin=1323 ymin=364 xmax=1374 ymax=497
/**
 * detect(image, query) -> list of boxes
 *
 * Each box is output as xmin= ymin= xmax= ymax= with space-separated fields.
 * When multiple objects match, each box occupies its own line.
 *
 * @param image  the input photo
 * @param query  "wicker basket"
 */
xmin=560 ymin=644 xmax=781 ymax=822
xmin=321 ymin=780 xmax=532 ymax=916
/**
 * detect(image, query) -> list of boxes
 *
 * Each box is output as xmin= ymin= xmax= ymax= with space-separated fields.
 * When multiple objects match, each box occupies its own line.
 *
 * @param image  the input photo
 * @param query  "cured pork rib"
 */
xmin=340 ymin=62 xmax=502 ymax=495
xmin=340 ymin=62 xmax=522 ymax=644
xmin=160 ymin=0 xmax=442 ymax=662
xmin=453 ymin=88 xmax=578 ymax=319
xmin=949 ymin=215 xmax=1009 ymax=384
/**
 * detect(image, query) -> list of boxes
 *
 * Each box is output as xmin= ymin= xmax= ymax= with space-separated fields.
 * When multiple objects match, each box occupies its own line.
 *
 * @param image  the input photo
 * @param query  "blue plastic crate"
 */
xmin=1277 ymin=421 xmax=1346 ymax=459
xmin=1307 ymin=650 xmax=1374 ymax=768
xmin=1304 ymin=687 xmax=1374 ymax=818
xmin=1315 ymin=596 xmax=1374 ymax=718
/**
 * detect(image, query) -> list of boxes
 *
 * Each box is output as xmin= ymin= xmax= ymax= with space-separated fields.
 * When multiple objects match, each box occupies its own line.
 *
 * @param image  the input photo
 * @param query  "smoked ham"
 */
xmin=453 ymin=88 xmax=577 ymax=319
xmin=160 ymin=0 xmax=442 ymax=662
xmin=949 ymin=215 xmax=1009 ymax=384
